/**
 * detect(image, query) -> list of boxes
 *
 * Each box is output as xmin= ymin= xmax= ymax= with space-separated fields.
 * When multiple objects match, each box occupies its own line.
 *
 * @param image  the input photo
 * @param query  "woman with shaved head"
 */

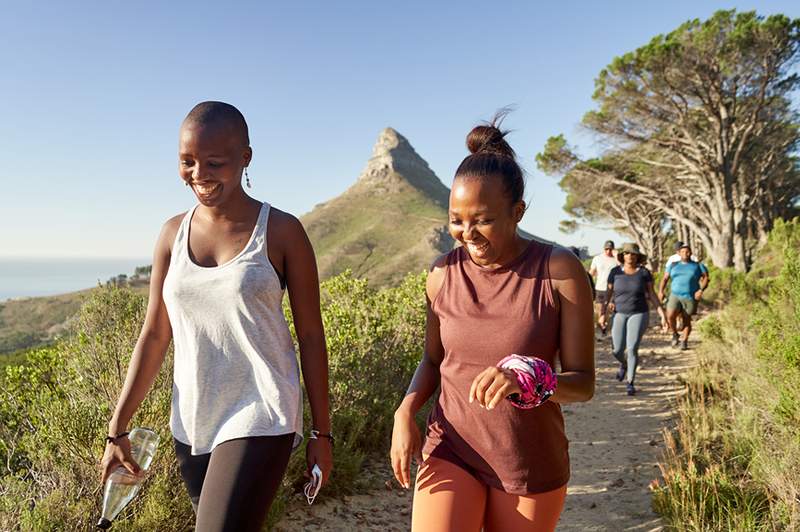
xmin=99 ymin=101 xmax=332 ymax=531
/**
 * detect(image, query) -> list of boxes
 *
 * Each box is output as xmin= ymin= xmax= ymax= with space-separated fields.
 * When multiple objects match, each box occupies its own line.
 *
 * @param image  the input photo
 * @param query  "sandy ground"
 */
xmin=275 ymin=317 xmax=693 ymax=531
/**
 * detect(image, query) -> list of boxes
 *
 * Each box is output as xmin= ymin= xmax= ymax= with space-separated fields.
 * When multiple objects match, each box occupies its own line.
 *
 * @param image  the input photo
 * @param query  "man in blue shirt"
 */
xmin=658 ymin=243 xmax=709 ymax=350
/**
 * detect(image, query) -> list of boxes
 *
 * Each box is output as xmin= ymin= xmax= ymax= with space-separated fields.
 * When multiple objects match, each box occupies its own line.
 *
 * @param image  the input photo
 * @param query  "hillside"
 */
xmin=301 ymin=127 xmax=544 ymax=286
xmin=0 ymin=281 xmax=149 ymax=359
xmin=0 ymin=290 xmax=92 ymax=355
xmin=300 ymin=128 xmax=454 ymax=286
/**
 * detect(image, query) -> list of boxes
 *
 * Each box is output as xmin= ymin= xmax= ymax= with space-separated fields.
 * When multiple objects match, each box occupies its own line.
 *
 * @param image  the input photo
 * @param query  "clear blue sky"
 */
xmin=2 ymin=1 xmax=797 ymax=258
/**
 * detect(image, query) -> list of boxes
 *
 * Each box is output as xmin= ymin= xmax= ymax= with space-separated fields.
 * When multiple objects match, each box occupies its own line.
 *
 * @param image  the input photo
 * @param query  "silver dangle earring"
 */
xmin=245 ymin=167 xmax=251 ymax=188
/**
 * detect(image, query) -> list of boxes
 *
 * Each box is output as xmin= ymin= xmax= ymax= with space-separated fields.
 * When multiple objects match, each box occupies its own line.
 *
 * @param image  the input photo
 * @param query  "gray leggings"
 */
xmin=611 ymin=311 xmax=649 ymax=384
xmin=174 ymin=434 xmax=294 ymax=532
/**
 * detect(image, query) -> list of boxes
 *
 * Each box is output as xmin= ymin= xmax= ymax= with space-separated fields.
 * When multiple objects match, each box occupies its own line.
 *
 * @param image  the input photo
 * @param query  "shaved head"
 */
xmin=183 ymin=101 xmax=249 ymax=147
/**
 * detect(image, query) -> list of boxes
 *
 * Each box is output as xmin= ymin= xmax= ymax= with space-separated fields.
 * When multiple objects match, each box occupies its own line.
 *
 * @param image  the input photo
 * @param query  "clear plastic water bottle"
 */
xmin=97 ymin=427 xmax=160 ymax=529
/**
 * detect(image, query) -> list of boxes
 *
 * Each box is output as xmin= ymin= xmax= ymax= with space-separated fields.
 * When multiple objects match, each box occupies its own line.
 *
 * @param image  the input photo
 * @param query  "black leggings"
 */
xmin=174 ymin=434 xmax=295 ymax=532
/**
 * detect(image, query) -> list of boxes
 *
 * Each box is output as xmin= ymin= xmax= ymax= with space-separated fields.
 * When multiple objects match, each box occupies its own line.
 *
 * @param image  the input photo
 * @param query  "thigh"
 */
xmin=485 ymin=484 xmax=567 ymax=532
xmin=412 ymin=455 xmax=487 ymax=532
xmin=627 ymin=312 xmax=649 ymax=347
xmin=611 ymin=312 xmax=629 ymax=348
xmin=174 ymin=438 xmax=211 ymax=512
xmin=683 ymin=297 xmax=698 ymax=315
xmin=195 ymin=434 xmax=295 ymax=532
xmin=666 ymin=294 xmax=681 ymax=313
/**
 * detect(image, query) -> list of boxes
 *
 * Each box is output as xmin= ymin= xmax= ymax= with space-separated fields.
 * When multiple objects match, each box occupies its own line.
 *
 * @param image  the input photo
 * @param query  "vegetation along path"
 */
xmin=275 ymin=312 xmax=694 ymax=531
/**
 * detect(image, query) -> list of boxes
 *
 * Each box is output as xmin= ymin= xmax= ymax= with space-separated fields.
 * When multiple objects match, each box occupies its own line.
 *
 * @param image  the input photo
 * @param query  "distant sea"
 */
xmin=0 ymin=257 xmax=150 ymax=302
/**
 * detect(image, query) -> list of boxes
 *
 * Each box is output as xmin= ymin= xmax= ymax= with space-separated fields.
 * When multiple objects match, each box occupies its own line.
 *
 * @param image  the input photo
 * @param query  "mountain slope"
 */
xmin=301 ymin=127 xmax=547 ymax=286
xmin=301 ymin=128 xmax=454 ymax=286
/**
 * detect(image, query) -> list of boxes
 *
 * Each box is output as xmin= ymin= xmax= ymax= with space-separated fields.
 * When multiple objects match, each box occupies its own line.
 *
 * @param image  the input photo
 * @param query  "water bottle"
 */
xmin=97 ymin=427 xmax=160 ymax=529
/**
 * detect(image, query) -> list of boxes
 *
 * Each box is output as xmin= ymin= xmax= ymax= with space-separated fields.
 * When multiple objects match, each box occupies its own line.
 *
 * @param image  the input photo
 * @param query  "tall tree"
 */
xmin=550 ymin=10 xmax=800 ymax=271
xmin=537 ymin=136 xmax=669 ymax=269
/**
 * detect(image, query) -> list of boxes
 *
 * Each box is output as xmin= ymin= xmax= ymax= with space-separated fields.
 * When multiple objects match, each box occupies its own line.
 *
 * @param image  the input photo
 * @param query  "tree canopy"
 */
xmin=539 ymin=10 xmax=800 ymax=271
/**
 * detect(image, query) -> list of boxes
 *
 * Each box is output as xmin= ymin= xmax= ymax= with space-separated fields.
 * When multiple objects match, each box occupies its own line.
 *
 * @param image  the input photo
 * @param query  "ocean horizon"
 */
xmin=0 ymin=257 xmax=150 ymax=302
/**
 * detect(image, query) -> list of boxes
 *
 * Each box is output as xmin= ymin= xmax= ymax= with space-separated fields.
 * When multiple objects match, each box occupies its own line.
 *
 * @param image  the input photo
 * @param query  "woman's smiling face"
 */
xmin=448 ymin=176 xmax=525 ymax=267
xmin=178 ymin=121 xmax=252 ymax=207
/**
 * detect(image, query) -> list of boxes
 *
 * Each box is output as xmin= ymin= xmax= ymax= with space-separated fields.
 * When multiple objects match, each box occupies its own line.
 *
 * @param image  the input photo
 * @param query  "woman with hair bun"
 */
xmin=390 ymin=113 xmax=595 ymax=530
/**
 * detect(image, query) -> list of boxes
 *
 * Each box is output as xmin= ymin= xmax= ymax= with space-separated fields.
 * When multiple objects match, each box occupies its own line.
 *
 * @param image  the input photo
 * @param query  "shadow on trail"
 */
xmin=558 ymin=311 xmax=693 ymax=531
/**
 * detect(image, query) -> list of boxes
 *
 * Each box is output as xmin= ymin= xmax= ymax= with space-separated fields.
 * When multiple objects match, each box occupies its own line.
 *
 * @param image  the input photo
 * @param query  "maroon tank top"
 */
xmin=422 ymin=240 xmax=570 ymax=494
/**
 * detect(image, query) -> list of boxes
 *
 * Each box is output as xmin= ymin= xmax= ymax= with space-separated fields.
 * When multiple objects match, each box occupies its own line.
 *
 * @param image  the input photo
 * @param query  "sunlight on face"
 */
xmin=448 ymin=177 xmax=523 ymax=267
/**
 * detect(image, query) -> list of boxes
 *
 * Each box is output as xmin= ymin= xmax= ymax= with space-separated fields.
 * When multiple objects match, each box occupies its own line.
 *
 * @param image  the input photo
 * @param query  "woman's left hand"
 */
xmin=469 ymin=366 xmax=521 ymax=410
xmin=306 ymin=437 xmax=333 ymax=488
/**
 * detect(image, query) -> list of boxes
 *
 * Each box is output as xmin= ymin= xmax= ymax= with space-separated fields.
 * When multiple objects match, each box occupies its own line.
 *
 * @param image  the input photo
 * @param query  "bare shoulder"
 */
xmin=267 ymin=206 xmax=306 ymax=240
xmin=163 ymin=212 xmax=185 ymax=234
xmin=156 ymin=212 xmax=187 ymax=254
xmin=548 ymin=245 xmax=586 ymax=282
xmin=426 ymin=251 xmax=450 ymax=303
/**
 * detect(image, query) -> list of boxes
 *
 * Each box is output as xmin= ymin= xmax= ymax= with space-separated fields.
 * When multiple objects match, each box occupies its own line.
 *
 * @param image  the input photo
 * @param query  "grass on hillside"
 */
xmin=651 ymin=219 xmax=800 ymax=530
xmin=0 ymin=289 xmax=93 ymax=355
xmin=301 ymin=176 xmax=453 ymax=285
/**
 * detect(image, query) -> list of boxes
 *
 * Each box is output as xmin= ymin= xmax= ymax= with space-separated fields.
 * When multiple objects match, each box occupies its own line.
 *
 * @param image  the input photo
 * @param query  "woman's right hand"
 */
xmin=100 ymin=436 xmax=143 ymax=484
xmin=390 ymin=409 xmax=422 ymax=490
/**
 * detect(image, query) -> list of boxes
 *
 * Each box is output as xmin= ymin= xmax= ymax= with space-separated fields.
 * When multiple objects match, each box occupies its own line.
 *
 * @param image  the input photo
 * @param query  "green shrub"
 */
xmin=0 ymin=270 xmax=429 ymax=530
xmin=654 ymin=226 xmax=800 ymax=530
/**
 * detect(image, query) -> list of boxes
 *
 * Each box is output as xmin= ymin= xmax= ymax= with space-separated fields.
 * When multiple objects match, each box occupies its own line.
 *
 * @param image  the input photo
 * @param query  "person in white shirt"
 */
xmin=589 ymin=240 xmax=619 ymax=336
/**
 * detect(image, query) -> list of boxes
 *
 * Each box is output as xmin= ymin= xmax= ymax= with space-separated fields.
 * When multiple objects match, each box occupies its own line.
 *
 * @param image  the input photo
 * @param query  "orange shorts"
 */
xmin=412 ymin=455 xmax=567 ymax=532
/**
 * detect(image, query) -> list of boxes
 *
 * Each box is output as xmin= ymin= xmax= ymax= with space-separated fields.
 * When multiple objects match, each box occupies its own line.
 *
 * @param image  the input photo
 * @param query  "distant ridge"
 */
xmin=301 ymin=128 xmax=549 ymax=286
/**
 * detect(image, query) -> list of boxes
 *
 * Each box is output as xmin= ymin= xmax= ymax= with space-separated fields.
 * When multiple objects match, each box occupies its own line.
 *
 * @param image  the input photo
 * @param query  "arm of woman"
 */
xmin=658 ymin=270 xmax=670 ymax=301
xmin=273 ymin=212 xmax=332 ymax=485
xmin=647 ymin=280 xmax=665 ymax=319
xmin=606 ymin=278 xmax=615 ymax=314
xmin=101 ymin=217 xmax=179 ymax=483
xmin=390 ymin=255 xmax=447 ymax=489
xmin=550 ymin=247 xmax=595 ymax=403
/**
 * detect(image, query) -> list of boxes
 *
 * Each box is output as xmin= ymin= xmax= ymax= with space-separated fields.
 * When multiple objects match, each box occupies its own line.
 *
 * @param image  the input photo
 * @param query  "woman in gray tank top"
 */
xmin=99 ymin=102 xmax=333 ymax=531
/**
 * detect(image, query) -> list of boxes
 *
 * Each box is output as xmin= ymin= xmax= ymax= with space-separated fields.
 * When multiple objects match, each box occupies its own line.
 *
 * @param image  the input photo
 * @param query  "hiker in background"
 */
xmin=391 ymin=114 xmax=594 ymax=531
xmin=664 ymin=240 xmax=698 ymax=271
xmin=589 ymin=240 xmax=618 ymax=337
xmin=99 ymin=102 xmax=332 ymax=531
xmin=662 ymin=240 xmax=702 ymax=334
xmin=606 ymin=243 xmax=665 ymax=396
xmin=659 ymin=242 xmax=709 ymax=350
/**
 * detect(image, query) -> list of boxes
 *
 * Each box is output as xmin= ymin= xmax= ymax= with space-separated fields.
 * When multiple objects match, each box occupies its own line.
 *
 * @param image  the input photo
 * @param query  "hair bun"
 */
xmin=465 ymin=117 xmax=515 ymax=159
xmin=454 ymin=107 xmax=526 ymax=206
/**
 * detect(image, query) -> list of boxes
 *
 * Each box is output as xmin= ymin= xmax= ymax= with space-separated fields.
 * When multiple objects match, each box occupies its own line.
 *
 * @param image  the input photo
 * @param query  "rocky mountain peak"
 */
xmin=357 ymin=127 xmax=450 ymax=205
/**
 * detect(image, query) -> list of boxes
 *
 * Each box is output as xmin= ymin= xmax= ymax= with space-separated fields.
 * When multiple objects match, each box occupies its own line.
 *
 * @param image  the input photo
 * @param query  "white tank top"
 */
xmin=163 ymin=202 xmax=302 ymax=455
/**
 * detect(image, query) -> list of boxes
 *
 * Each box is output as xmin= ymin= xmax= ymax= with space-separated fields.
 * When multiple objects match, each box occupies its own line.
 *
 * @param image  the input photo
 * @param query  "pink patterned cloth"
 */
xmin=497 ymin=354 xmax=557 ymax=409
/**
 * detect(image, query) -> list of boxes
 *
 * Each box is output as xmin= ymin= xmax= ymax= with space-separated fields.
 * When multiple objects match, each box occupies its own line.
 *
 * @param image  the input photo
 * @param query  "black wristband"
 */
xmin=310 ymin=429 xmax=335 ymax=446
xmin=105 ymin=431 xmax=130 ymax=444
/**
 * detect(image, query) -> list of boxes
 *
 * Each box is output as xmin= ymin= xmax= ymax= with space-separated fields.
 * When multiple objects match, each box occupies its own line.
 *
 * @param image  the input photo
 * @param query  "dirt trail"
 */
xmin=275 ymin=319 xmax=693 ymax=531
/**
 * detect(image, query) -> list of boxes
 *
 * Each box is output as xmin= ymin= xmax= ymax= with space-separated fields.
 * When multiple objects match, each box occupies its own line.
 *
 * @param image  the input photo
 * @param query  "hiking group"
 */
xmin=588 ymin=239 xmax=709 ymax=396
xmin=99 ymin=101 xmax=705 ymax=531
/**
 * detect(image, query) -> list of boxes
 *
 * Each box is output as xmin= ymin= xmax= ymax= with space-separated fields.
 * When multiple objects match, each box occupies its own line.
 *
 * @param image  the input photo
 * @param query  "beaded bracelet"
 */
xmin=497 ymin=354 xmax=557 ymax=409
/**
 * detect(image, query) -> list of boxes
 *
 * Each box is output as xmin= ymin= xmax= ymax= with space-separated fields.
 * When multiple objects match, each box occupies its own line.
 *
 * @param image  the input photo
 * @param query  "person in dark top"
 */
xmin=606 ymin=243 xmax=665 ymax=396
